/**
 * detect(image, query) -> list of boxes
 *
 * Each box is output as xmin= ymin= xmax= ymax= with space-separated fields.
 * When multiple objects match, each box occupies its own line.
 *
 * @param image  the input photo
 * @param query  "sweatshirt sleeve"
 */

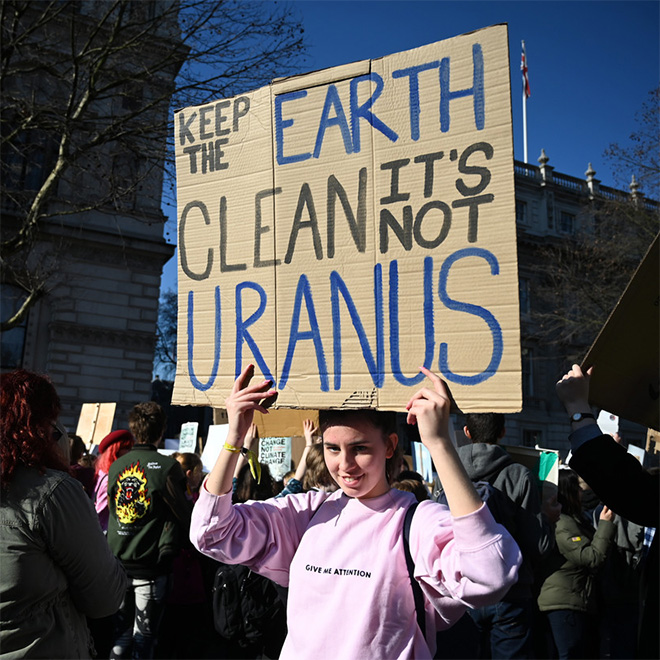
xmin=190 ymin=482 xmax=326 ymax=586
xmin=410 ymin=501 xmax=522 ymax=613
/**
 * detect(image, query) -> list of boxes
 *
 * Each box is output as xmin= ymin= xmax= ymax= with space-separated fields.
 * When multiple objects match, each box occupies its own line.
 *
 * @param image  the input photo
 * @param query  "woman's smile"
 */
xmin=323 ymin=420 xmax=397 ymax=499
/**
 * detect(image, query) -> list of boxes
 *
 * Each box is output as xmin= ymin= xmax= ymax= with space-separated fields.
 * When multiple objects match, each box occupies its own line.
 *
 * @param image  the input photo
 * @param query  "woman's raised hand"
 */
xmin=302 ymin=418 xmax=318 ymax=447
xmin=226 ymin=364 xmax=278 ymax=444
xmin=405 ymin=367 xmax=453 ymax=448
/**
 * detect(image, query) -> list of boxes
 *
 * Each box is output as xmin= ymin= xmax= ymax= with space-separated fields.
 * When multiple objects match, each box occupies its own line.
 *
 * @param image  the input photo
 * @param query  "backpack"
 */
xmin=474 ymin=480 xmax=519 ymax=538
xmin=212 ymin=562 xmax=287 ymax=649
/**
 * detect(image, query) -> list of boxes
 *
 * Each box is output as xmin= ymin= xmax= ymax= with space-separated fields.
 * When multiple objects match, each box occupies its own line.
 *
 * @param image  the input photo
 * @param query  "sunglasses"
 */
xmin=51 ymin=421 xmax=67 ymax=443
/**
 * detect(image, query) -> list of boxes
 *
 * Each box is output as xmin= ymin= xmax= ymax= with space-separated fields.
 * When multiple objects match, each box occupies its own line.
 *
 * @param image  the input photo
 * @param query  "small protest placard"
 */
xmin=76 ymin=402 xmax=116 ymax=447
xmin=179 ymin=422 xmax=199 ymax=453
xmin=259 ymin=437 xmax=292 ymax=481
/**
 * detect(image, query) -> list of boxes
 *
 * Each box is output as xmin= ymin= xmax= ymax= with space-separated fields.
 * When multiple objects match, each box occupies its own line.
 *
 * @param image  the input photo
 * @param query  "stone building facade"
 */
xmin=505 ymin=150 xmax=657 ymax=455
xmin=1 ymin=1 xmax=178 ymax=432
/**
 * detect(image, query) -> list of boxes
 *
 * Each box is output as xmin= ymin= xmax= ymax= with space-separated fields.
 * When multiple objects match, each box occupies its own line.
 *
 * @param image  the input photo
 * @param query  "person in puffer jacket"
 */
xmin=537 ymin=467 xmax=615 ymax=659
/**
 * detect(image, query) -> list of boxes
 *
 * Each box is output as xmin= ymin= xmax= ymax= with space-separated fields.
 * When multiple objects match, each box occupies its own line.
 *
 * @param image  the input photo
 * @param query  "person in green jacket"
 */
xmin=107 ymin=401 xmax=192 ymax=659
xmin=0 ymin=370 xmax=127 ymax=659
xmin=537 ymin=467 xmax=615 ymax=659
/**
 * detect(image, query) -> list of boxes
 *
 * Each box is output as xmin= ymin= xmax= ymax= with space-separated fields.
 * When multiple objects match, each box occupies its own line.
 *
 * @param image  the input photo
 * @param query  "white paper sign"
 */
xmin=627 ymin=443 xmax=646 ymax=466
xmin=597 ymin=410 xmax=619 ymax=436
xmin=259 ymin=437 xmax=292 ymax=481
xmin=201 ymin=424 xmax=230 ymax=473
xmin=179 ymin=421 xmax=199 ymax=453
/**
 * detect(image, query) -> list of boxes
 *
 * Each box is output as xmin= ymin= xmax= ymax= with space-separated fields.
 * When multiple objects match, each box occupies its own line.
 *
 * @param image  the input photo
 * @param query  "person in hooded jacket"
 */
xmin=447 ymin=413 xmax=555 ymax=659
xmin=556 ymin=364 xmax=659 ymax=659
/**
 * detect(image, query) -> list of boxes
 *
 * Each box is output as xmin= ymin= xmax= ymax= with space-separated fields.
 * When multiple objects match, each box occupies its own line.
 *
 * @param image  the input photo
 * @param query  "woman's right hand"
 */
xmin=599 ymin=505 xmax=614 ymax=522
xmin=226 ymin=364 xmax=277 ymax=444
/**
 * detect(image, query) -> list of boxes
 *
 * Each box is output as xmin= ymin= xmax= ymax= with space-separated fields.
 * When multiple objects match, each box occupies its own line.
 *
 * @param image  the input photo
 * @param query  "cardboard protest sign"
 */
xmin=582 ymin=233 xmax=659 ymax=431
xmin=172 ymin=24 xmax=520 ymax=412
xmin=76 ymin=402 xmax=116 ymax=447
xmin=253 ymin=409 xmax=319 ymax=439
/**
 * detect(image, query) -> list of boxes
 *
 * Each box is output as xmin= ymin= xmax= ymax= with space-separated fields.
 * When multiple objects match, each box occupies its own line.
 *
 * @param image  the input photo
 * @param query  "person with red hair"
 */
xmin=0 ymin=369 xmax=127 ymax=658
xmin=94 ymin=429 xmax=135 ymax=532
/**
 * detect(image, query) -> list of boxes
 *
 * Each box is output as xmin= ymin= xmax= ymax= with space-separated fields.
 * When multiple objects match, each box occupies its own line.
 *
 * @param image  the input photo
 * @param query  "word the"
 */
xmin=178 ymin=96 xmax=250 ymax=174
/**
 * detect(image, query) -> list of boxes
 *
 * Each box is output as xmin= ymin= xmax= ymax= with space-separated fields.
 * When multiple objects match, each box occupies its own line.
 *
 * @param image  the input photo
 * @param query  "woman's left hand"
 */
xmin=405 ymin=367 xmax=453 ymax=448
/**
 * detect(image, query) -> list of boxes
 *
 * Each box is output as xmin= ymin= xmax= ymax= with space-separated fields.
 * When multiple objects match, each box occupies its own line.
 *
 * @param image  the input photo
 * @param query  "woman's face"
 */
xmin=188 ymin=464 xmax=204 ymax=490
xmin=323 ymin=419 xmax=397 ymax=500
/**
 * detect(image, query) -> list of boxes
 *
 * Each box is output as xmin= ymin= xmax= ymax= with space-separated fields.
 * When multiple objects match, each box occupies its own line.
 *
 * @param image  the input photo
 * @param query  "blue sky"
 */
xmin=161 ymin=0 xmax=659 ymax=293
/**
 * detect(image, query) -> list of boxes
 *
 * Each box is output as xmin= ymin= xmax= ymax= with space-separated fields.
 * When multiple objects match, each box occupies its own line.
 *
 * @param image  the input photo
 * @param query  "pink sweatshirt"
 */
xmin=93 ymin=470 xmax=109 ymax=532
xmin=191 ymin=486 xmax=521 ymax=659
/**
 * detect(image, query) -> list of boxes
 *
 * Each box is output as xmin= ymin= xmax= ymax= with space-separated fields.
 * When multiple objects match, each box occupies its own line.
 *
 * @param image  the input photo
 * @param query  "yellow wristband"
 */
xmin=223 ymin=442 xmax=262 ymax=484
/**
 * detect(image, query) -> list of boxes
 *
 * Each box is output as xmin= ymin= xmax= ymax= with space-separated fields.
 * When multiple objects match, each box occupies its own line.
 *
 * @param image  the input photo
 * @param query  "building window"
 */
xmin=1 ymin=126 xmax=57 ymax=197
xmin=0 ymin=285 xmax=28 ymax=370
xmin=559 ymin=211 xmax=576 ymax=234
xmin=516 ymin=199 xmax=529 ymax=225
xmin=522 ymin=429 xmax=542 ymax=448
xmin=519 ymin=278 xmax=530 ymax=316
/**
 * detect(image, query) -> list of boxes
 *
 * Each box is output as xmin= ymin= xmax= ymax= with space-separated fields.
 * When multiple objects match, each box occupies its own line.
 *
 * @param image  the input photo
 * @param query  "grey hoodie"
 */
xmin=455 ymin=443 xmax=555 ymax=600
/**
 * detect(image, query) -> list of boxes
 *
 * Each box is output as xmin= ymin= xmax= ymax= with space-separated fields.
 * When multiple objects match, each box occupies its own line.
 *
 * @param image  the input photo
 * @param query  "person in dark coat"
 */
xmin=556 ymin=364 xmax=659 ymax=660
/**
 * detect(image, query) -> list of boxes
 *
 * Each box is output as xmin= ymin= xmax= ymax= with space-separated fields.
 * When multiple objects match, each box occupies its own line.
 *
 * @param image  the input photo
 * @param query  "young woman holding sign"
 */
xmin=190 ymin=364 xmax=521 ymax=659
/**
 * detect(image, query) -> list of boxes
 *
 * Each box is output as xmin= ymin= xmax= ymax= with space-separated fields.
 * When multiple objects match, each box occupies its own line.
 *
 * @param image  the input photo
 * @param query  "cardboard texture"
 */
xmin=76 ymin=402 xmax=116 ymax=446
xmin=253 ymin=409 xmax=319 ymax=438
xmin=173 ymin=24 xmax=521 ymax=412
xmin=582 ymin=233 xmax=660 ymax=431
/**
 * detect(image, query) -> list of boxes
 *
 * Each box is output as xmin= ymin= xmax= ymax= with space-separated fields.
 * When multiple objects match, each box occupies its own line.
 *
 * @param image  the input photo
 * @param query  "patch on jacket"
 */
xmin=570 ymin=536 xmax=582 ymax=542
xmin=115 ymin=461 xmax=151 ymax=524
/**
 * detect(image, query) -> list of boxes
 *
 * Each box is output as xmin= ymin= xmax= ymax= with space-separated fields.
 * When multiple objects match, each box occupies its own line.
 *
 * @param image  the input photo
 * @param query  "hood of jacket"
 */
xmin=457 ymin=442 xmax=513 ymax=483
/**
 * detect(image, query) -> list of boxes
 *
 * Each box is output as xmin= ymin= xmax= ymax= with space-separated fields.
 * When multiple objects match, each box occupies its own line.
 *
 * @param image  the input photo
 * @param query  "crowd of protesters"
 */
xmin=0 ymin=365 xmax=657 ymax=660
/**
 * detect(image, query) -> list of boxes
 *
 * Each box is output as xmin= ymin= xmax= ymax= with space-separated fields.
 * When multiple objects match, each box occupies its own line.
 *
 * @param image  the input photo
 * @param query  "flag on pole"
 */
xmin=521 ymin=41 xmax=531 ymax=98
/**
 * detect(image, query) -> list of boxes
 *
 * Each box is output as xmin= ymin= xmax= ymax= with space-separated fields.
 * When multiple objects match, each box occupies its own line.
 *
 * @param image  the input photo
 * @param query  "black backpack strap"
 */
xmin=403 ymin=501 xmax=426 ymax=639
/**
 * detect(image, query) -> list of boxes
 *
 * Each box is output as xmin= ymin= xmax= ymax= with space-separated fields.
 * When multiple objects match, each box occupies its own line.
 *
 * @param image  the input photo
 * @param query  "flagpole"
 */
xmin=521 ymin=40 xmax=528 ymax=163
xmin=523 ymin=82 xmax=528 ymax=163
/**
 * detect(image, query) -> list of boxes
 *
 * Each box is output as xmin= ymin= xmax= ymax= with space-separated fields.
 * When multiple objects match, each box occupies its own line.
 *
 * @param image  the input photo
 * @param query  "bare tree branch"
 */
xmin=1 ymin=0 xmax=306 ymax=332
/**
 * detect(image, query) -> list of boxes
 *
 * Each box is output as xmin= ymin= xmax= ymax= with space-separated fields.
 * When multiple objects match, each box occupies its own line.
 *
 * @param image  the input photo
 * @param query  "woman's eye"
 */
xmin=354 ymin=445 xmax=367 ymax=453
